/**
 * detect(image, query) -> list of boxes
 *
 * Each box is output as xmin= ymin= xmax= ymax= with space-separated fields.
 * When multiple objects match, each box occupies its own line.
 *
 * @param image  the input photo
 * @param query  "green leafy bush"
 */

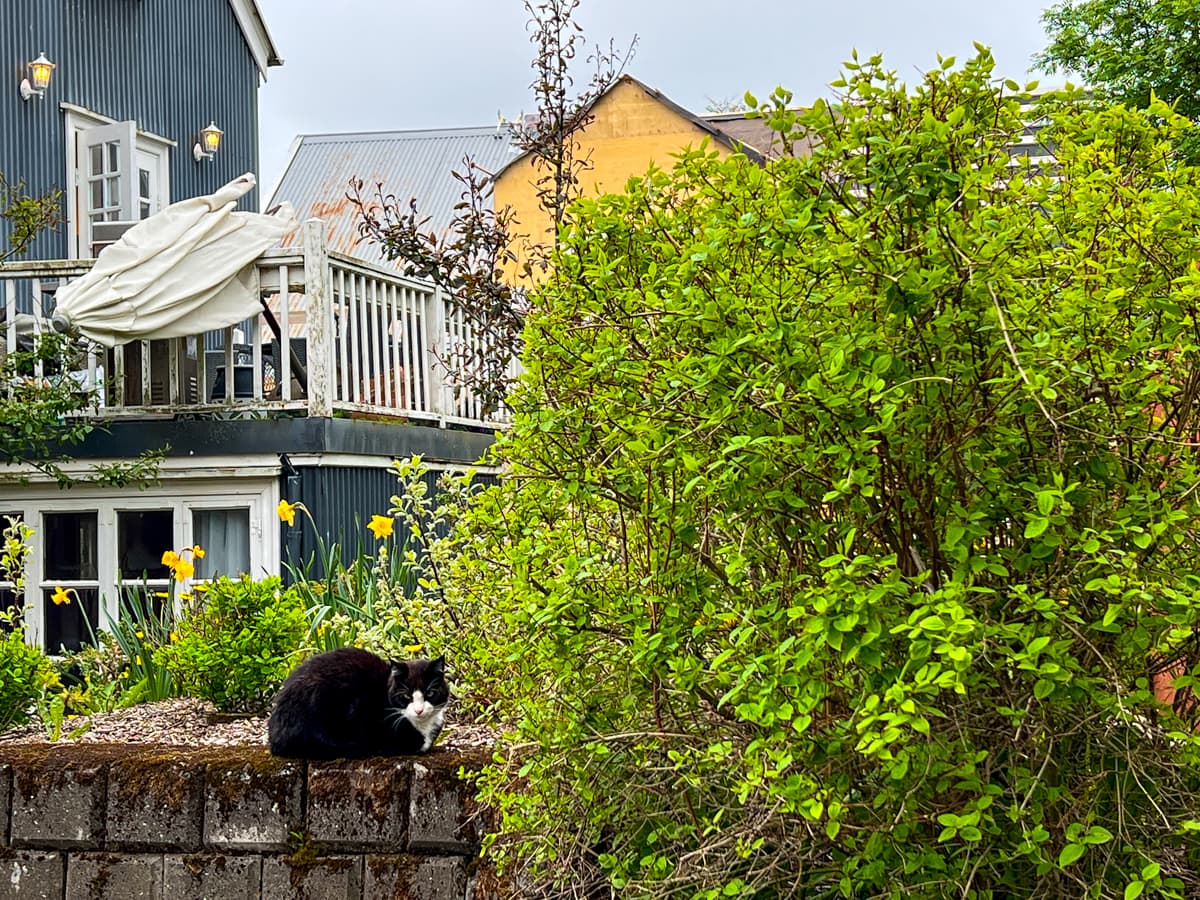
xmin=0 ymin=631 xmax=55 ymax=730
xmin=154 ymin=575 xmax=307 ymax=713
xmin=449 ymin=51 xmax=1200 ymax=898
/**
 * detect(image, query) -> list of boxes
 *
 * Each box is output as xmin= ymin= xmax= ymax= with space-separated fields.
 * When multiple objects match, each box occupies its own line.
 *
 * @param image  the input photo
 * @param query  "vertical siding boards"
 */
xmin=0 ymin=0 xmax=261 ymax=259
xmin=283 ymin=465 xmax=498 ymax=583
xmin=0 ymin=0 xmax=69 ymax=257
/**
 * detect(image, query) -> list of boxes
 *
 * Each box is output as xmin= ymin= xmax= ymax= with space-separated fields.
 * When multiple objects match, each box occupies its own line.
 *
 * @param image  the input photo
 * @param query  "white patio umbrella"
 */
xmin=51 ymin=173 xmax=297 ymax=347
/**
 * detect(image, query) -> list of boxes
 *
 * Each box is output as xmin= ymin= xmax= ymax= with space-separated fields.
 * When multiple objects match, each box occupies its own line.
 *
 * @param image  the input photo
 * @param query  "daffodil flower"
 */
xmin=367 ymin=515 xmax=395 ymax=540
xmin=161 ymin=550 xmax=180 ymax=569
xmin=191 ymin=545 xmax=205 ymax=559
xmin=174 ymin=559 xmax=195 ymax=580
xmin=50 ymin=585 xmax=72 ymax=606
xmin=277 ymin=499 xmax=299 ymax=526
xmin=405 ymin=643 xmax=424 ymax=654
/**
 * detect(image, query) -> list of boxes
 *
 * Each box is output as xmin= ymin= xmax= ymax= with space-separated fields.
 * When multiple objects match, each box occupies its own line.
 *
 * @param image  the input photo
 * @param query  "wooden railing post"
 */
xmin=304 ymin=219 xmax=334 ymax=418
xmin=425 ymin=286 xmax=448 ymax=425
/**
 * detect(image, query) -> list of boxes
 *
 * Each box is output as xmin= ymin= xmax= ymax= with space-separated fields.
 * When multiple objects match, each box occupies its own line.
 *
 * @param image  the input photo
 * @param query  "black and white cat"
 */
xmin=268 ymin=648 xmax=449 ymax=759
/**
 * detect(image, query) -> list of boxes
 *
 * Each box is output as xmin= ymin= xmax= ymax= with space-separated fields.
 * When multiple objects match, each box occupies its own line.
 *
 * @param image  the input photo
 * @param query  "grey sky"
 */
xmin=255 ymin=0 xmax=1057 ymax=198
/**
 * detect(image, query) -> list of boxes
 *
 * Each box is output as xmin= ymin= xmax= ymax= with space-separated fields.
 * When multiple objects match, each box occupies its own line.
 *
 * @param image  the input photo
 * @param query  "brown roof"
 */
xmin=701 ymin=112 xmax=819 ymax=159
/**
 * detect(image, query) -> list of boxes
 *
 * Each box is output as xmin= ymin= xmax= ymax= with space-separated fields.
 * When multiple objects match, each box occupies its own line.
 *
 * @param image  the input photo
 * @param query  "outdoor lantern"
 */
xmin=19 ymin=52 xmax=55 ymax=101
xmin=193 ymin=121 xmax=224 ymax=162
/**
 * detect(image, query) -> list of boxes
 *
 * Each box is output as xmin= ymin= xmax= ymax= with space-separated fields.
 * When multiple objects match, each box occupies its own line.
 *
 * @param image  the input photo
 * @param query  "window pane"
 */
xmin=193 ymin=508 xmax=250 ymax=578
xmin=0 ymin=588 xmax=20 ymax=634
xmin=90 ymin=179 xmax=103 ymax=211
xmin=106 ymin=176 xmax=119 ymax=206
xmin=107 ymin=141 xmax=119 ymax=172
xmin=90 ymin=144 xmax=103 ymax=176
xmin=118 ymin=585 xmax=170 ymax=632
xmin=43 ymin=512 xmax=97 ymax=580
xmin=43 ymin=587 xmax=99 ymax=653
xmin=139 ymin=168 xmax=150 ymax=199
xmin=140 ymin=203 xmax=151 ymax=220
xmin=118 ymin=509 xmax=173 ymax=580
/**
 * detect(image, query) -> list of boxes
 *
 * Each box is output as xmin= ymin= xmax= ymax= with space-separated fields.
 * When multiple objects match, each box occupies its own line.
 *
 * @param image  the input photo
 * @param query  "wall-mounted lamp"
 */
xmin=19 ymin=52 xmax=55 ymax=101
xmin=193 ymin=121 xmax=223 ymax=162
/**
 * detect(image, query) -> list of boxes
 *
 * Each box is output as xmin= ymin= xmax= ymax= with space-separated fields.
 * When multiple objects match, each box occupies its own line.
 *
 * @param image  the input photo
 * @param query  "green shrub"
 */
xmin=450 ymin=52 xmax=1200 ymax=899
xmin=0 ymin=632 xmax=55 ymax=730
xmin=154 ymin=575 xmax=307 ymax=713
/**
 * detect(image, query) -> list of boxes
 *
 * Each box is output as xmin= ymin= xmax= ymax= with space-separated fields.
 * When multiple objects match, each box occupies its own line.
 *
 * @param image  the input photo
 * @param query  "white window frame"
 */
xmin=0 ymin=473 xmax=278 ymax=650
xmin=62 ymin=104 xmax=175 ymax=259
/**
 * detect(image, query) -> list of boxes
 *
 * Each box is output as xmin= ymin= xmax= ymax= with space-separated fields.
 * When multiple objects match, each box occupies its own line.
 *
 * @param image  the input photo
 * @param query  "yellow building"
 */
xmin=492 ymin=75 xmax=782 ymax=281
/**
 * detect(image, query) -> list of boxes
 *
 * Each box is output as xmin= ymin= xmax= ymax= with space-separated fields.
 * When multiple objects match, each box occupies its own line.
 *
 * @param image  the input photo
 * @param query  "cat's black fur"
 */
xmin=268 ymin=648 xmax=449 ymax=759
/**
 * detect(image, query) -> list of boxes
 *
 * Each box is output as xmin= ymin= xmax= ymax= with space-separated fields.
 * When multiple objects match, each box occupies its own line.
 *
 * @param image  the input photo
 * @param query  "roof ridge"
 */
xmin=298 ymin=125 xmax=501 ymax=143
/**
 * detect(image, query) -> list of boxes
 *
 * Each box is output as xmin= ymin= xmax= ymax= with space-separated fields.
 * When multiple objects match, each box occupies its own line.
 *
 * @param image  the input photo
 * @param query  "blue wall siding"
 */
xmin=0 ymin=0 xmax=263 ymax=260
xmin=283 ymin=466 xmax=499 ymax=581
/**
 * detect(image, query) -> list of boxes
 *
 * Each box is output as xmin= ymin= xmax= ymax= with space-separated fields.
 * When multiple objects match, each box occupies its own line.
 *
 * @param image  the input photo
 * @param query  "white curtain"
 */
xmin=193 ymin=508 xmax=250 ymax=579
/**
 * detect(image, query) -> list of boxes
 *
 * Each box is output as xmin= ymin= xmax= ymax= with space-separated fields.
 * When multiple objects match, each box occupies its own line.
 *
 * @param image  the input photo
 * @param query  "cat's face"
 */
xmin=387 ymin=656 xmax=449 ymax=724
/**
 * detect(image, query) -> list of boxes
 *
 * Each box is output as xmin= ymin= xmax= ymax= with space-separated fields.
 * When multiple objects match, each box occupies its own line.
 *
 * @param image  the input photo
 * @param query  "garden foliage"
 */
xmin=450 ymin=51 xmax=1200 ymax=897
xmin=154 ymin=575 xmax=307 ymax=713
xmin=0 ymin=631 xmax=54 ymax=731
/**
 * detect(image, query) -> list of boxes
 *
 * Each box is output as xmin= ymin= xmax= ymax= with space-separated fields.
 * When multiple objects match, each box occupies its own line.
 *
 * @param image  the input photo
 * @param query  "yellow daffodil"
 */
xmin=277 ymin=499 xmax=299 ymax=526
xmin=50 ymin=585 xmax=71 ymax=606
xmin=161 ymin=550 xmax=180 ymax=568
xmin=367 ymin=515 xmax=395 ymax=540
xmin=174 ymin=559 xmax=195 ymax=580
xmin=135 ymin=630 xmax=144 ymax=640
xmin=154 ymin=591 xmax=169 ymax=598
xmin=405 ymin=643 xmax=424 ymax=654
xmin=179 ymin=592 xmax=192 ymax=601
xmin=191 ymin=545 xmax=205 ymax=559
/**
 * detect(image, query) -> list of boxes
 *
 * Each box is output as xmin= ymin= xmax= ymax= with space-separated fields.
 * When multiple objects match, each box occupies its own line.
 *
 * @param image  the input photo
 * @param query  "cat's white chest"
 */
xmin=403 ymin=690 xmax=446 ymax=751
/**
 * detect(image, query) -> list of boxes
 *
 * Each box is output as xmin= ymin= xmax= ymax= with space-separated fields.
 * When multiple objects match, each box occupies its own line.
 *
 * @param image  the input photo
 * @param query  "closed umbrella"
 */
xmin=51 ymin=173 xmax=296 ymax=347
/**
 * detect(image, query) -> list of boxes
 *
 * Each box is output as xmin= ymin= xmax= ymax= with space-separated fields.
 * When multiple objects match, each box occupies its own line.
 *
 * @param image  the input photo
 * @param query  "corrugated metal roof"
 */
xmin=266 ymin=126 xmax=519 ymax=267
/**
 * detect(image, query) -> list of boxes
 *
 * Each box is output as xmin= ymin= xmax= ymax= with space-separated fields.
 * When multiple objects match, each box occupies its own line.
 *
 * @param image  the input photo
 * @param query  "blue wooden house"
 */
xmin=0 ymin=1 xmax=500 ymax=652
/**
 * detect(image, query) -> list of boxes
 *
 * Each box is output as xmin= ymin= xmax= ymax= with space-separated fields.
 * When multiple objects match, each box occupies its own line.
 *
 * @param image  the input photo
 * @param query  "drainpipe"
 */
xmin=279 ymin=453 xmax=302 ymax=585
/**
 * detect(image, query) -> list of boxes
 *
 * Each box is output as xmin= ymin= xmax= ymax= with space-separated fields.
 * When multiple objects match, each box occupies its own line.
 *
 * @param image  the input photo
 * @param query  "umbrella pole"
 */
xmin=258 ymin=298 xmax=309 ymax=395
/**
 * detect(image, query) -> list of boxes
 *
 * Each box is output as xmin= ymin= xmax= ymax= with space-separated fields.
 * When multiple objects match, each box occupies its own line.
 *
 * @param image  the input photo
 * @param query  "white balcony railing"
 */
xmin=0 ymin=220 xmax=516 ymax=430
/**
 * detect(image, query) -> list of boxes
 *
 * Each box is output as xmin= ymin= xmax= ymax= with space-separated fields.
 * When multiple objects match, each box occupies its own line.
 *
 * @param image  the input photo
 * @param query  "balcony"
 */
xmin=0 ymin=221 xmax=514 ymax=431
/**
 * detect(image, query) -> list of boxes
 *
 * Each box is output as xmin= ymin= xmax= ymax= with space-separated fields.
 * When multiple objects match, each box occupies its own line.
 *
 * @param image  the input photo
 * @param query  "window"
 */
xmin=84 ymin=122 xmax=134 ymax=225
xmin=64 ymin=108 xmax=172 ymax=258
xmin=2 ymin=482 xmax=275 ymax=651
xmin=118 ymin=509 xmax=173 ymax=582
xmin=193 ymin=508 xmax=251 ymax=580
xmin=41 ymin=511 xmax=100 ymax=653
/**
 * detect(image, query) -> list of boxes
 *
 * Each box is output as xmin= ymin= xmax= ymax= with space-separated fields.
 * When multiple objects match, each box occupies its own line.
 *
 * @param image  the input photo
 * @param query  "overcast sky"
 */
xmin=255 ymin=0 xmax=1058 ymax=200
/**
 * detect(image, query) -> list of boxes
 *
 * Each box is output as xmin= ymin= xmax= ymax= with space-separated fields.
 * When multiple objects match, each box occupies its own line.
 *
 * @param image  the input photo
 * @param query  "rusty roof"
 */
xmin=266 ymin=126 xmax=519 ymax=267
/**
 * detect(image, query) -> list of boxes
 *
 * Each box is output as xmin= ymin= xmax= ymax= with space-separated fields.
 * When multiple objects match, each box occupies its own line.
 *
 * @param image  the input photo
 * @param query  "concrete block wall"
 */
xmin=0 ymin=744 xmax=502 ymax=900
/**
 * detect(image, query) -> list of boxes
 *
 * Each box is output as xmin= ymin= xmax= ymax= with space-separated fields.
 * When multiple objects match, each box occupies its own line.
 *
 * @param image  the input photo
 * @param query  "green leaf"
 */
xmin=1059 ymin=843 xmax=1086 ymax=867
xmin=1125 ymin=881 xmax=1145 ymax=900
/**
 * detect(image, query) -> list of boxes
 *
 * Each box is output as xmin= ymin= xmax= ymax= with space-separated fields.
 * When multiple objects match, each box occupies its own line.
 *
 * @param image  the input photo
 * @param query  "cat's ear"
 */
xmin=389 ymin=659 xmax=408 ymax=676
xmin=430 ymin=654 xmax=446 ymax=673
